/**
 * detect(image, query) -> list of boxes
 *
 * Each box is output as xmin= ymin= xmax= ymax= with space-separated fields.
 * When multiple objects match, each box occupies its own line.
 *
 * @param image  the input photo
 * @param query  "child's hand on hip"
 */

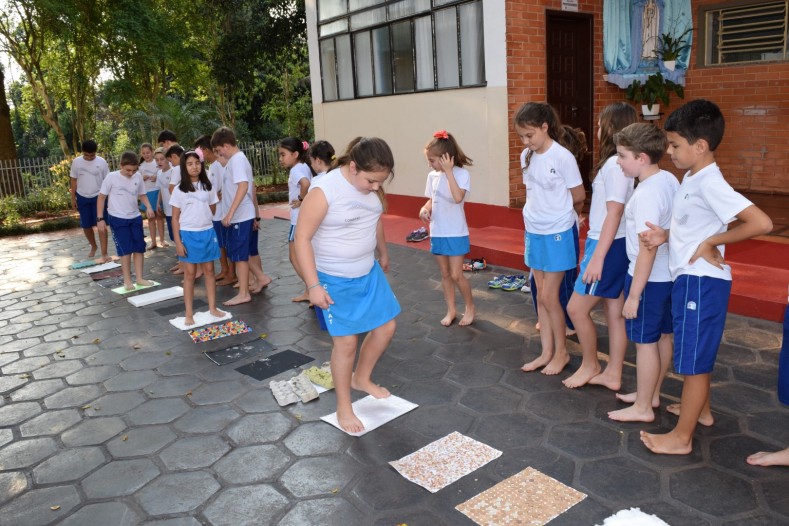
xmin=690 ymin=241 xmax=724 ymax=268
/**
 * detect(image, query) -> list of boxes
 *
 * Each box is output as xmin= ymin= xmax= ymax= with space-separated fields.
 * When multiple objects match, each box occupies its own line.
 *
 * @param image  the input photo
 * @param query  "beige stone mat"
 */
xmin=455 ymin=466 xmax=586 ymax=526
xmin=389 ymin=431 xmax=502 ymax=493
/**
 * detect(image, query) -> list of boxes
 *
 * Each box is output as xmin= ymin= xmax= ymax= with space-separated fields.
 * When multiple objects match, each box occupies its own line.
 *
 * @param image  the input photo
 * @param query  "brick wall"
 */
xmin=506 ymin=0 xmax=789 ymax=207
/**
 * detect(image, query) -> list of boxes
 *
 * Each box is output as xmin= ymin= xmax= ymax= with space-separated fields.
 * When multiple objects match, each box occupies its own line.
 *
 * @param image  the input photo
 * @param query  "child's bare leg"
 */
xmin=589 ymin=294 xmax=626 ymax=391
xmin=331 ymin=334 xmax=364 ymax=433
xmin=747 ymin=447 xmax=789 ymax=467
xmin=121 ymin=254 xmax=133 ymax=289
xmin=641 ymin=372 xmax=710 ymax=455
xmin=183 ymin=263 xmax=197 ymax=325
xmin=609 ymin=341 xmax=659 ymax=422
xmin=217 ymin=260 xmax=237 ymax=286
xmin=224 ymin=260 xmax=251 ymax=305
xmin=147 ymin=217 xmax=158 ymax=248
xmin=617 ymin=332 xmax=672 ymax=407
xmin=351 ymin=319 xmax=396 ymax=398
xmin=541 ymin=272 xmax=570 ymax=375
xmin=564 ymin=292 xmax=602 ymax=388
xmin=436 ymin=256 xmax=456 ymax=326
xmin=665 ymin=395 xmax=714 ymax=427
xmin=83 ymin=227 xmax=98 ymax=257
xmin=98 ymin=227 xmax=110 ymax=262
xmin=202 ymin=261 xmax=225 ymax=318
xmin=523 ymin=270 xmax=554 ymax=371
xmin=449 ymin=255 xmax=474 ymax=326
xmin=249 ymin=255 xmax=271 ymax=293
xmin=134 ymin=253 xmax=152 ymax=286
xmin=156 ymin=214 xmax=168 ymax=246
xmin=216 ymin=247 xmax=229 ymax=280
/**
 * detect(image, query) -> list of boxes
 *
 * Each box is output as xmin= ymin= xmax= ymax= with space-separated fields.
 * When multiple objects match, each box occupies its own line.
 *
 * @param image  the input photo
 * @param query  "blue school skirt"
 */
xmin=431 ymin=236 xmax=470 ymax=256
xmin=525 ymin=224 xmax=578 ymax=272
xmin=179 ymin=228 xmax=220 ymax=264
xmin=314 ymin=261 xmax=400 ymax=337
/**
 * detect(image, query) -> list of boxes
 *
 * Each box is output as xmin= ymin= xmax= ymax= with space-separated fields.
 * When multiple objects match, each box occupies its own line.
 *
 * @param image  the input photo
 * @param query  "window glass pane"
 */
xmin=372 ymin=26 xmax=393 ymax=94
xmin=460 ymin=0 xmax=485 ymax=85
xmin=351 ymin=7 xmax=386 ymax=30
xmin=319 ymin=19 xmax=348 ymax=37
xmin=435 ymin=7 xmax=459 ymax=88
xmin=355 ymin=31 xmax=374 ymax=96
xmin=389 ymin=0 xmax=431 ymax=21
xmin=349 ymin=0 xmax=384 ymax=12
xmin=391 ymin=21 xmax=415 ymax=93
xmin=318 ymin=0 xmax=347 ymax=21
xmin=432 ymin=0 xmax=458 ymax=7
xmin=415 ymin=15 xmax=434 ymax=89
xmin=320 ymin=39 xmax=339 ymax=101
xmin=336 ymin=35 xmax=354 ymax=99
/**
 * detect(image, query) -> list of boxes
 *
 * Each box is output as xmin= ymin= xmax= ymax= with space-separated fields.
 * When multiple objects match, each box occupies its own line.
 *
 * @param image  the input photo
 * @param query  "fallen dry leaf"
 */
xmin=186 ymin=391 xmax=193 ymax=396
xmin=121 ymin=435 xmax=128 ymax=441
xmin=330 ymin=488 xmax=339 ymax=494
xmin=80 ymin=405 xmax=91 ymax=410
xmin=260 ymin=333 xmax=267 ymax=339
xmin=132 ymin=344 xmax=141 ymax=350
xmin=92 ymin=338 xmax=100 ymax=344
xmin=50 ymin=506 xmax=60 ymax=511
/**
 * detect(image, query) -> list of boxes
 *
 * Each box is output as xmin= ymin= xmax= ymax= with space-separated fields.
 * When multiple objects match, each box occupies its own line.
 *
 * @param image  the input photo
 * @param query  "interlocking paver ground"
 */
xmin=0 ymin=220 xmax=787 ymax=525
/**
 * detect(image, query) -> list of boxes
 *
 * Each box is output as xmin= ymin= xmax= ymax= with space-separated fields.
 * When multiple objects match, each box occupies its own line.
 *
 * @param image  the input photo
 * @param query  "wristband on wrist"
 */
xmin=307 ymin=282 xmax=321 ymax=290
xmin=298 ymin=196 xmax=304 ymax=201
xmin=97 ymin=218 xmax=104 ymax=222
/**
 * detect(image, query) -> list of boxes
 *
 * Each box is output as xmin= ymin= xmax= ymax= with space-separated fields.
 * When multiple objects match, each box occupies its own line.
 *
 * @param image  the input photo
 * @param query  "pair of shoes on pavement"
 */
xmin=462 ymin=257 xmax=487 ymax=271
xmin=406 ymin=227 xmax=429 ymax=242
xmin=488 ymin=274 xmax=526 ymax=291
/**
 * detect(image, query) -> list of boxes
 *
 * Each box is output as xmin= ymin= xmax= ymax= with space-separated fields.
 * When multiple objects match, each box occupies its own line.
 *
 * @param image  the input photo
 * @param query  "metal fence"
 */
xmin=0 ymin=140 xmax=285 ymax=203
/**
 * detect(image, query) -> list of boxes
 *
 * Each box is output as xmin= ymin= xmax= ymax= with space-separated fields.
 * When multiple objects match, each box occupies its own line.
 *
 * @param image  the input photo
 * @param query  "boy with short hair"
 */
xmin=96 ymin=151 xmax=156 ymax=290
xmin=70 ymin=140 xmax=110 ymax=261
xmin=157 ymin=130 xmax=178 ymax=151
xmin=165 ymin=145 xmax=185 ymax=273
xmin=641 ymin=99 xmax=773 ymax=455
xmin=194 ymin=135 xmax=232 ymax=283
xmin=210 ymin=127 xmax=271 ymax=305
xmin=607 ymin=123 xmax=678 ymax=424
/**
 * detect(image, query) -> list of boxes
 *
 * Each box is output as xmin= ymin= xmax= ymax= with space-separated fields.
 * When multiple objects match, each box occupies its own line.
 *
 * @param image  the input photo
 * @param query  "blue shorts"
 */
xmin=430 ymin=236 xmax=470 ymax=256
xmin=525 ymin=224 xmax=578 ymax=272
xmin=672 ymin=274 xmax=732 ymax=375
xmin=165 ymin=215 xmax=174 ymax=241
xmin=573 ymin=237 xmax=628 ymax=298
xmin=249 ymin=226 xmax=260 ymax=257
xmin=76 ymin=194 xmax=106 ymax=228
xmin=529 ymin=268 xmax=577 ymax=330
xmin=315 ymin=261 xmax=401 ymax=337
xmin=288 ymin=224 xmax=296 ymax=243
xmin=107 ymin=214 xmax=146 ymax=256
xmin=226 ymin=219 xmax=253 ymax=262
xmin=178 ymin=228 xmax=220 ymax=264
xmin=140 ymin=189 xmax=160 ymax=213
xmin=213 ymin=221 xmax=225 ymax=249
xmin=624 ymin=275 xmax=673 ymax=344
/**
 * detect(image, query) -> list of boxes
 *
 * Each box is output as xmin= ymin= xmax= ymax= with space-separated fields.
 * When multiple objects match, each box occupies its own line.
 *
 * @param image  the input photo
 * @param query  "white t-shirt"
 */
xmin=208 ymin=162 xmax=225 ymax=222
xmin=70 ymin=155 xmax=109 ymax=198
xmin=424 ymin=167 xmax=471 ymax=238
xmin=169 ymin=166 xmax=182 ymax=189
xmin=587 ymin=156 xmax=633 ymax=240
xmin=521 ymin=142 xmax=583 ymax=235
xmin=139 ymin=160 xmax=158 ymax=191
xmin=156 ymin=167 xmax=175 ymax=216
xmin=669 ymin=163 xmax=752 ymax=280
xmin=169 ymin=182 xmax=219 ymax=232
xmin=309 ymin=168 xmax=383 ymax=278
xmin=222 ymin=151 xmax=256 ymax=223
xmin=100 ymin=171 xmax=145 ymax=219
xmin=288 ymin=162 xmax=312 ymax=226
xmin=625 ymin=170 xmax=679 ymax=282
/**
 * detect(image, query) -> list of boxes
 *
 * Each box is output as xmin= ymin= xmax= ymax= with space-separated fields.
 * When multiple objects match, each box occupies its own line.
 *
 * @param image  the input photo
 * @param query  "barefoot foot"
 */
xmin=521 ymin=354 xmax=552 ymax=372
xmin=440 ymin=312 xmax=456 ymax=327
xmin=588 ymin=369 xmax=622 ymax=392
xmin=640 ymin=430 xmax=692 ymax=455
xmin=223 ymin=294 xmax=251 ymax=306
xmin=184 ymin=316 xmax=195 ymax=326
xmin=217 ymin=277 xmax=238 ymax=287
xmin=562 ymin=363 xmax=602 ymax=388
xmin=666 ymin=403 xmax=714 ymax=426
xmin=351 ymin=376 xmax=391 ymax=399
xmin=746 ymin=449 xmax=789 ymax=467
xmin=88 ymin=246 xmax=97 ymax=258
xmin=608 ymin=405 xmax=655 ymax=422
xmin=98 ymin=255 xmax=112 ymax=264
xmin=169 ymin=264 xmax=180 ymax=272
xmin=124 ymin=283 xmax=135 ymax=291
xmin=542 ymin=352 xmax=570 ymax=375
xmin=209 ymin=308 xmax=227 ymax=318
xmin=136 ymin=279 xmax=153 ymax=287
xmin=616 ymin=391 xmax=661 ymax=408
xmin=459 ymin=308 xmax=475 ymax=327
xmin=337 ymin=407 xmax=365 ymax=434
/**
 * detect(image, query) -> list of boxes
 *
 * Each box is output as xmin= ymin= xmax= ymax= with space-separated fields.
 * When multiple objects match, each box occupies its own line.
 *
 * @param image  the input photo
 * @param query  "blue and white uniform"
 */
xmin=139 ymin=159 xmax=159 ymax=213
xmin=70 ymin=155 xmax=109 ymax=228
xmin=100 ymin=170 xmax=146 ymax=256
xmin=288 ymin=162 xmax=312 ymax=241
xmin=170 ymin=181 xmax=220 ymax=264
xmin=222 ymin=151 xmax=258 ymax=261
xmin=208 ymin=161 xmax=226 ymax=248
xmin=425 ymin=166 xmax=471 ymax=256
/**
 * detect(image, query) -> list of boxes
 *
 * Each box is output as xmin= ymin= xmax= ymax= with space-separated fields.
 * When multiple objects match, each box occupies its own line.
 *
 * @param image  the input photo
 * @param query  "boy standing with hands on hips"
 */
xmin=640 ymin=100 xmax=772 ymax=454
xmin=70 ymin=140 xmax=110 ymax=261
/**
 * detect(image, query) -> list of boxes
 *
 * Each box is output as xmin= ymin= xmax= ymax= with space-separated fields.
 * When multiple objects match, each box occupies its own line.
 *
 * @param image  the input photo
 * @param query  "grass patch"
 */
xmin=0 ymin=216 xmax=81 ymax=238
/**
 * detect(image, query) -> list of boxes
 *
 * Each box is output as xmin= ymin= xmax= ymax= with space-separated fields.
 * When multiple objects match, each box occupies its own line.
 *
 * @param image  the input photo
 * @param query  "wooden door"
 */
xmin=546 ymin=10 xmax=594 ymax=189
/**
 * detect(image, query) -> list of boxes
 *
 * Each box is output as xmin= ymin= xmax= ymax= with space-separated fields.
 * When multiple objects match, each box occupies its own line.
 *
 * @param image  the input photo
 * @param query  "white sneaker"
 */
xmin=520 ymin=284 xmax=531 ymax=293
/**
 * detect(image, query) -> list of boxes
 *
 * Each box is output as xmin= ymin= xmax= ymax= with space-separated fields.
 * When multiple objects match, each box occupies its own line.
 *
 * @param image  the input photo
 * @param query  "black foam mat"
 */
xmin=155 ymin=299 xmax=207 ymax=317
xmin=235 ymin=350 xmax=314 ymax=381
xmin=204 ymin=337 xmax=276 ymax=366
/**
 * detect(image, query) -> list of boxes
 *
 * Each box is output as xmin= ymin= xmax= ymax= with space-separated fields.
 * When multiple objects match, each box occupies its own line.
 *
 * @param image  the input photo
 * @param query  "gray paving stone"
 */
xmin=120 ymin=352 xmax=174 ymax=371
xmin=127 ymin=398 xmax=191 ymax=424
xmin=136 ymin=471 xmax=220 ymax=515
xmin=59 ymin=501 xmax=141 ymax=526
xmin=670 ymin=467 xmax=758 ymax=516
xmin=203 ymin=485 xmax=290 ymax=526
xmin=473 ymin=413 xmax=546 ymax=451
xmin=84 ymin=391 xmax=147 ymax=416
xmin=0 ymin=351 xmax=20 ymax=368
xmin=156 ymin=355 xmax=208 ymax=376
xmin=56 ymin=344 xmax=103 ymax=359
xmin=350 ymin=466 xmax=427 ymax=511
xmin=82 ymin=458 xmax=160 ymax=498
xmin=20 ymin=408 xmax=82 ymax=437
xmin=0 ymin=484 xmax=81 ymax=526
xmin=32 ymin=446 xmax=106 ymax=484
xmin=188 ymin=380 xmax=247 ymax=405
xmin=16 ymin=323 xmax=59 ymax=339
xmin=214 ymin=444 xmax=291 ymax=483
xmin=0 ymin=337 xmax=40 ymax=353
xmin=279 ymin=498 xmax=366 ymax=526
xmin=32 ymin=359 xmax=83 ymax=379
xmin=159 ymin=435 xmax=231 ymax=470
xmin=0 ymin=375 xmax=28 ymax=395
xmin=141 ymin=519 xmax=202 ymax=526
xmin=84 ymin=347 xmax=136 ymax=365
xmin=21 ymin=340 xmax=68 ymax=357
xmin=44 ymin=384 xmax=102 ymax=408
xmin=280 ymin=456 xmax=360 ymax=498
xmin=61 ymin=416 xmax=126 ymax=446
xmin=173 ymin=405 xmax=240 ymax=433
xmin=0 ymin=401 xmax=42 ymax=426
xmin=0 ymin=471 xmax=27 ymax=506
xmin=233 ymin=388 xmax=284 ymax=413
xmin=283 ymin=422 xmax=353 ymax=456
xmin=10 ymin=378 xmax=65 ymax=401
xmin=66 ymin=364 xmax=121 ymax=385
xmin=1 ymin=355 xmax=50 ymax=374
xmin=550 ymin=421 xmax=624 ymax=459
xmin=226 ymin=412 xmax=293 ymax=445
xmin=0 ymin=429 xmax=12 ymax=448
xmin=107 ymin=425 xmax=177 ymax=458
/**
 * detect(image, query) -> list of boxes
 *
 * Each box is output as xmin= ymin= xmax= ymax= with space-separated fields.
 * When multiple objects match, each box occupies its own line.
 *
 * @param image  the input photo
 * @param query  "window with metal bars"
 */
xmin=317 ymin=0 xmax=485 ymax=101
xmin=702 ymin=0 xmax=788 ymax=65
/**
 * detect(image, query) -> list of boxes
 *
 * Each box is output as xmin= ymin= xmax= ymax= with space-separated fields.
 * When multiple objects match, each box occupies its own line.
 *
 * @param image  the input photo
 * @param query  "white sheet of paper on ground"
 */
xmin=312 ymin=383 xmax=329 ymax=394
xmin=169 ymin=310 xmax=233 ymax=330
xmin=320 ymin=395 xmax=418 ymax=437
xmin=79 ymin=262 xmax=121 ymax=274
xmin=127 ymin=286 xmax=184 ymax=307
xmin=596 ymin=508 xmax=669 ymax=526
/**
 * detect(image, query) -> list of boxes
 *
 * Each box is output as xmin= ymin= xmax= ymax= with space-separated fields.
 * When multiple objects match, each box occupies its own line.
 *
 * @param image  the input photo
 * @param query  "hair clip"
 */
xmin=187 ymin=149 xmax=204 ymax=162
xmin=302 ymin=141 xmax=309 ymax=151
xmin=433 ymin=130 xmax=449 ymax=140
